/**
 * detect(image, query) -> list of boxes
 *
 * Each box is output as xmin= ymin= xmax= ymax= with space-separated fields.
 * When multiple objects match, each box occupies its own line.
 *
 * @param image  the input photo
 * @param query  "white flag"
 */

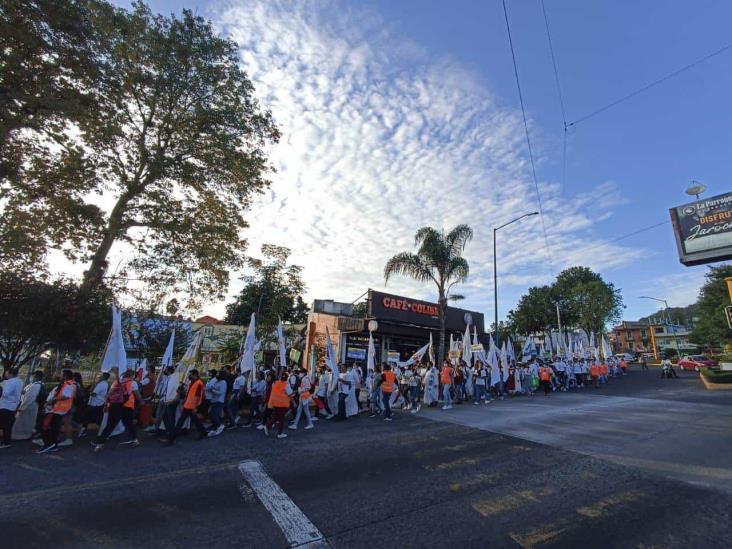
xmin=161 ymin=329 xmax=175 ymax=368
xmin=367 ymin=331 xmax=376 ymax=372
xmin=500 ymin=341 xmax=509 ymax=382
xmin=428 ymin=332 xmax=435 ymax=364
xmin=325 ymin=327 xmax=340 ymax=394
xmin=462 ymin=324 xmax=472 ymax=366
xmin=239 ymin=313 xmax=257 ymax=374
xmin=101 ymin=305 xmax=127 ymax=374
xmin=400 ymin=342 xmax=430 ymax=367
xmin=277 ymin=317 xmax=287 ymax=370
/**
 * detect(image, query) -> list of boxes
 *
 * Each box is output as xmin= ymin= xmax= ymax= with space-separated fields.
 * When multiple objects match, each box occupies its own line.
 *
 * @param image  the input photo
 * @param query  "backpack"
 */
xmin=107 ymin=381 xmax=129 ymax=405
xmin=35 ymin=382 xmax=48 ymax=406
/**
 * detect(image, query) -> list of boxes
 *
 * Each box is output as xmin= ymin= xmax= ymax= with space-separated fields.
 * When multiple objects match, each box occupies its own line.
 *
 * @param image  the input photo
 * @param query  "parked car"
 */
xmin=614 ymin=353 xmax=635 ymax=363
xmin=677 ymin=355 xmax=717 ymax=372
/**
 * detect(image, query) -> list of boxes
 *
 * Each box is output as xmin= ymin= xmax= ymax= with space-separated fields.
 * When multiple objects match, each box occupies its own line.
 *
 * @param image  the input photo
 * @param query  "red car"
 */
xmin=677 ymin=355 xmax=717 ymax=372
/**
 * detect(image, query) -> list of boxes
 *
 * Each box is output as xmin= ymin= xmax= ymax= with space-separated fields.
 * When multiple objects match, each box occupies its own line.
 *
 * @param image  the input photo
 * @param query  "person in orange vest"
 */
xmin=162 ymin=369 xmax=207 ymax=446
xmin=264 ymin=371 xmax=292 ymax=439
xmin=620 ymin=358 xmax=628 ymax=375
xmin=440 ymin=360 xmax=454 ymax=410
xmin=600 ymin=362 xmax=608 ymax=384
xmin=589 ymin=362 xmax=600 ymax=387
xmin=93 ymin=369 xmax=141 ymax=451
xmin=37 ymin=369 xmax=77 ymax=454
xmin=378 ymin=364 xmax=397 ymax=421
xmin=138 ymin=362 xmax=157 ymax=427
xmin=539 ymin=363 xmax=552 ymax=396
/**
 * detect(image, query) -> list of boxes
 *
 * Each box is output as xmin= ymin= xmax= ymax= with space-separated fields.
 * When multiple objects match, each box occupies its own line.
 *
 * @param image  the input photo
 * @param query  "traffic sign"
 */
xmin=725 ymin=306 xmax=732 ymax=330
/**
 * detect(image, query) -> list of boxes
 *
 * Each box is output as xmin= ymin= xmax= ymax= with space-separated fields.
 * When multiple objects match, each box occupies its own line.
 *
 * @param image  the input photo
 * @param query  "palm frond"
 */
xmin=445 ymin=256 xmax=469 ymax=284
xmin=449 ymin=294 xmax=465 ymax=301
xmin=384 ymin=252 xmax=433 ymax=284
xmin=446 ymin=224 xmax=474 ymax=257
xmin=414 ymin=227 xmax=441 ymax=248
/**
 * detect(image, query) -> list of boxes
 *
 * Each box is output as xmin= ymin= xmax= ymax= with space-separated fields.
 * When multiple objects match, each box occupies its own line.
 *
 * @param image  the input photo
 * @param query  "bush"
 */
xmin=701 ymin=368 xmax=732 ymax=384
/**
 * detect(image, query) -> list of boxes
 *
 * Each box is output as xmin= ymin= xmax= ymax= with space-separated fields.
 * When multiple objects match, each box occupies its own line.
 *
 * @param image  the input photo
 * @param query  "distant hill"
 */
xmin=638 ymin=303 xmax=699 ymax=327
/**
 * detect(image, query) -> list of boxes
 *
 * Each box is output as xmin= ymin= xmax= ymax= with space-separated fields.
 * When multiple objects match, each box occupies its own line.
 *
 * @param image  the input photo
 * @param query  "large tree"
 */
xmin=690 ymin=265 xmax=732 ymax=351
xmin=225 ymin=245 xmax=307 ymax=342
xmin=384 ymin=225 xmax=473 ymax=362
xmin=507 ymin=285 xmax=555 ymax=335
xmin=1 ymin=2 xmax=279 ymax=310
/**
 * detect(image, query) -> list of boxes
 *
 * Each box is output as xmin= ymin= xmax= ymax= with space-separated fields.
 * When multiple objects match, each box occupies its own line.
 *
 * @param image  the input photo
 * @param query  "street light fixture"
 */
xmin=639 ymin=296 xmax=682 ymax=359
xmin=493 ymin=211 xmax=539 ymax=342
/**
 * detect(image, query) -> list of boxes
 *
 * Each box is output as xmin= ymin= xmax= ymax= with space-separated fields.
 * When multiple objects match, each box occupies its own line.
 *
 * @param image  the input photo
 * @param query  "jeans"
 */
xmin=41 ymin=413 xmax=64 ymax=447
xmin=266 ymin=406 xmax=288 ymax=434
xmin=209 ymin=402 xmax=224 ymax=430
xmin=382 ymin=391 xmax=392 ymax=419
xmin=409 ymin=385 xmax=420 ymax=407
xmin=371 ymin=388 xmax=382 ymax=413
xmin=292 ymin=398 xmax=313 ymax=427
xmin=442 ymin=384 xmax=452 ymax=406
xmin=337 ymin=393 xmax=347 ymax=420
xmin=163 ymin=402 xmax=177 ymax=434
xmin=474 ymin=384 xmax=486 ymax=402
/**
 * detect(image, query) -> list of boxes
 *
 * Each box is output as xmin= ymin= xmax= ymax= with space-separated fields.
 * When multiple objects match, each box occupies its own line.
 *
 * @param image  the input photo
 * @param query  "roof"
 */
xmin=194 ymin=315 xmax=222 ymax=325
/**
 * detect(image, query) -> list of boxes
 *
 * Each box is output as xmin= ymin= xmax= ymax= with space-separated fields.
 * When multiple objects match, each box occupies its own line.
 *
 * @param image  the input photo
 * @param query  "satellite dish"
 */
xmin=685 ymin=182 xmax=707 ymax=199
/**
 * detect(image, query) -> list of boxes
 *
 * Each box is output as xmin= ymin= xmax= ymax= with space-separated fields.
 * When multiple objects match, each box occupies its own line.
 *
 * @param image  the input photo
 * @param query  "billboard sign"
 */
xmin=670 ymin=191 xmax=732 ymax=266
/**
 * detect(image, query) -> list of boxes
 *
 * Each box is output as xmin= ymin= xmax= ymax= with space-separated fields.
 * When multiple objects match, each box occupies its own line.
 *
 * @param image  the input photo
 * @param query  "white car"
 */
xmin=614 ymin=353 xmax=634 ymax=362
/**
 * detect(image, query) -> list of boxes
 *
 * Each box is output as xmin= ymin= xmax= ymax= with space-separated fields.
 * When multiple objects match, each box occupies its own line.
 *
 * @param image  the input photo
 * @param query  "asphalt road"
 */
xmin=1 ymin=366 xmax=730 ymax=548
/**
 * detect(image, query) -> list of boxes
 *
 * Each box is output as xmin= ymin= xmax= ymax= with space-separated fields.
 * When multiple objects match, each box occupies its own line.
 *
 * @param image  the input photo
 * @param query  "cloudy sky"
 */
xmin=105 ymin=0 xmax=732 ymax=322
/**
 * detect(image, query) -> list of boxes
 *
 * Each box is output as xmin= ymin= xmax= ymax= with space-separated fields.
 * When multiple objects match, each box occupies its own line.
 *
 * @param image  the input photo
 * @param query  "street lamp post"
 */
xmin=639 ymin=296 xmax=682 ymax=359
xmin=493 ymin=212 xmax=539 ymax=343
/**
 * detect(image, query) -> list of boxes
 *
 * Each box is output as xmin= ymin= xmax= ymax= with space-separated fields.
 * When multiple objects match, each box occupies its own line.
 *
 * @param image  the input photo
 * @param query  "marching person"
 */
xmin=206 ymin=369 xmax=227 ymax=437
xmin=408 ymin=364 xmax=422 ymax=413
xmin=79 ymin=372 xmax=110 ymax=437
xmin=539 ymin=362 xmax=552 ymax=397
xmin=247 ymin=371 xmax=266 ymax=427
xmin=423 ymin=362 xmax=439 ymax=407
xmin=314 ymin=365 xmax=334 ymax=419
xmin=93 ymin=370 xmax=141 ymax=451
xmin=289 ymin=368 xmax=314 ymax=430
xmin=228 ymin=368 xmax=247 ymax=426
xmin=440 ymin=360 xmax=454 ymax=410
xmin=163 ymin=369 xmax=207 ymax=445
xmin=137 ymin=363 xmax=157 ymax=428
xmin=0 ymin=368 xmax=23 ymax=448
xmin=11 ymin=370 xmax=45 ymax=441
xmin=264 ymin=371 xmax=292 ymax=439
xmin=335 ymin=364 xmax=351 ymax=421
xmin=473 ymin=361 xmax=489 ymax=405
xmin=37 ymin=369 xmax=77 ymax=454
xmin=379 ymin=364 xmax=396 ymax=421
xmin=369 ymin=364 xmax=383 ymax=417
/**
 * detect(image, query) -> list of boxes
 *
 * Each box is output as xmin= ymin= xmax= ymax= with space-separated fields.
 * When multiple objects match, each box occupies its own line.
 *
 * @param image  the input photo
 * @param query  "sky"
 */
xmin=100 ymin=0 xmax=732 ymax=323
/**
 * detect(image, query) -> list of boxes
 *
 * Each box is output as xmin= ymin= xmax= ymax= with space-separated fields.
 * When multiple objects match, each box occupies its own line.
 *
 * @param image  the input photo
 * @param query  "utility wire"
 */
xmin=568 ymin=40 xmax=732 ymax=127
xmin=605 ymin=219 xmax=670 ymax=244
xmin=540 ymin=0 xmax=569 ymax=195
xmin=501 ymin=0 xmax=554 ymax=269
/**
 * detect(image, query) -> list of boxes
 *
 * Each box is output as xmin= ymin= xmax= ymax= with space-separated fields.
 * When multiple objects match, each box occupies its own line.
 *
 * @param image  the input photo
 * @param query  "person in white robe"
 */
xmin=423 ymin=363 xmax=439 ymax=406
xmin=344 ymin=364 xmax=359 ymax=417
xmin=11 ymin=371 xmax=44 ymax=441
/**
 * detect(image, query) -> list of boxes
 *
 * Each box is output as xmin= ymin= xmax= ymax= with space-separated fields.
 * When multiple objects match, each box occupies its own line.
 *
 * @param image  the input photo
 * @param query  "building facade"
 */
xmin=303 ymin=289 xmax=485 ymax=371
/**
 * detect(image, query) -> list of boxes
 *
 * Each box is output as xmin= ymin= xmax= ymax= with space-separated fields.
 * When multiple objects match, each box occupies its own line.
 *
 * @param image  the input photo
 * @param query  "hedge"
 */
xmin=701 ymin=368 xmax=732 ymax=384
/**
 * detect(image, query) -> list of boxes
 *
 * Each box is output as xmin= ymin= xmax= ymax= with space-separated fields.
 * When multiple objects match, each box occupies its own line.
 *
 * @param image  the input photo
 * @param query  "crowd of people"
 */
xmin=0 ymin=354 xmax=634 ymax=452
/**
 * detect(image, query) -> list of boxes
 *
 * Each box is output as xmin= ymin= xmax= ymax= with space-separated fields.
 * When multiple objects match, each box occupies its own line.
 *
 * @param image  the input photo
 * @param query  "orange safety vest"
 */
xmin=268 ymin=380 xmax=291 ymax=408
xmin=51 ymin=380 xmax=77 ymax=415
xmin=123 ymin=379 xmax=136 ymax=409
xmin=601 ymin=364 xmax=608 ymax=375
xmin=381 ymin=371 xmax=396 ymax=393
xmin=183 ymin=378 xmax=204 ymax=410
xmin=539 ymin=367 xmax=551 ymax=381
xmin=590 ymin=364 xmax=599 ymax=377
xmin=440 ymin=367 xmax=453 ymax=385
xmin=620 ymin=360 xmax=627 ymax=369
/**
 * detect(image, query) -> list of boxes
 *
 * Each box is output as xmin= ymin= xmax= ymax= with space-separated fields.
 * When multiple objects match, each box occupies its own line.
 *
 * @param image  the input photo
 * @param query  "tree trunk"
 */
xmin=80 ymin=191 xmax=132 ymax=294
xmin=437 ymin=292 xmax=447 ymax=363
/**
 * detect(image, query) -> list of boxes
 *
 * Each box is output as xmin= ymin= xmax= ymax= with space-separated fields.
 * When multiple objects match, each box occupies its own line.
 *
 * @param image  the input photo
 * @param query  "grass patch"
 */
xmin=701 ymin=368 xmax=732 ymax=384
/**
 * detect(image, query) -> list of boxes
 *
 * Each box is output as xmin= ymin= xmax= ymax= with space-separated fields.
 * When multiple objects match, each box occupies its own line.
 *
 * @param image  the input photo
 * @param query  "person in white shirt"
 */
xmin=207 ymin=370 xmax=228 ymax=437
xmin=79 ymin=372 xmax=110 ymax=437
xmin=335 ymin=364 xmax=351 ymax=421
xmin=0 ymin=368 xmax=24 ymax=448
xmin=12 ymin=370 xmax=45 ymax=441
xmin=314 ymin=366 xmax=333 ymax=419
xmin=473 ymin=362 xmax=489 ymax=405
xmin=290 ymin=369 xmax=315 ymax=430
xmin=228 ymin=370 xmax=246 ymax=426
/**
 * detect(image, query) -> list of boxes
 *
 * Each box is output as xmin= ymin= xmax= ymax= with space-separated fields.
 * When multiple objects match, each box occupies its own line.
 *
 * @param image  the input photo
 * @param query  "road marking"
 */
xmin=238 ymin=460 xmax=328 ymax=548
xmin=15 ymin=463 xmax=47 ymax=473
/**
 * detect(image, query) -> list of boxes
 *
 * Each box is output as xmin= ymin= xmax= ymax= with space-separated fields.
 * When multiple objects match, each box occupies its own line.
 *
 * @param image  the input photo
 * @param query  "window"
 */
xmin=654 ymin=327 xmax=663 ymax=334
xmin=640 ymin=329 xmax=646 ymax=337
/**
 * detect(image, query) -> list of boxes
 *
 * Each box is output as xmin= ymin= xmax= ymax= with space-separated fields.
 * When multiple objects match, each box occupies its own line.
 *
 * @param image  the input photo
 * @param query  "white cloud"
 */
xmin=203 ymin=0 xmax=646 ymax=320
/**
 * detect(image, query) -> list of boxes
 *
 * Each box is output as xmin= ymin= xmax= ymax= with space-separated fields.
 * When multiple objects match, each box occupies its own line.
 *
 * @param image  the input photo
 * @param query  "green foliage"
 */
xmin=224 ymin=245 xmax=307 ymax=342
xmin=508 ymin=266 xmax=624 ymax=335
xmin=0 ymin=271 xmax=112 ymax=371
xmin=690 ymin=265 xmax=732 ymax=349
xmin=384 ymin=224 xmax=473 ymax=361
xmin=1 ymin=1 xmax=279 ymax=312
xmin=701 ymin=367 xmax=732 ymax=384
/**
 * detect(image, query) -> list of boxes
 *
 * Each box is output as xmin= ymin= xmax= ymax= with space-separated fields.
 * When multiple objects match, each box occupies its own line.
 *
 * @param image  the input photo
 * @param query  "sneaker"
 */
xmin=256 ymin=424 xmax=265 ymax=430
xmin=119 ymin=439 xmax=136 ymax=445
xmin=304 ymin=424 xmax=314 ymax=430
xmin=473 ymin=402 xmax=479 ymax=406
xmin=36 ymin=443 xmax=56 ymax=454
xmin=130 ymin=439 xmax=140 ymax=448
xmin=447 ymin=405 xmax=453 ymax=410
xmin=288 ymin=425 xmax=297 ymax=430
xmin=384 ymin=417 xmax=393 ymax=421
xmin=311 ymin=416 xmax=319 ymax=421
xmin=78 ymin=427 xmax=87 ymax=437
xmin=215 ymin=425 xmax=225 ymax=435
xmin=57 ymin=438 xmax=73 ymax=447
xmin=144 ymin=426 xmax=157 ymax=433
xmin=0 ymin=443 xmax=12 ymax=449
xmin=207 ymin=430 xmax=220 ymax=437
xmin=410 ymin=409 xmax=418 ymax=414
xmin=326 ymin=414 xmax=334 ymax=419
xmin=32 ymin=438 xmax=44 ymax=447
xmin=92 ymin=443 xmax=104 ymax=453
xmin=234 ymin=417 xmax=241 ymax=425
xmin=441 ymin=405 xmax=448 ymax=410
xmin=263 ymin=425 xmax=269 ymax=436
xmin=416 ymin=405 xmax=421 ymax=412
xmin=369 ymin=413 xmax=376 ymax=418
xmin=277 ymin=433 xmax=288 ymax=439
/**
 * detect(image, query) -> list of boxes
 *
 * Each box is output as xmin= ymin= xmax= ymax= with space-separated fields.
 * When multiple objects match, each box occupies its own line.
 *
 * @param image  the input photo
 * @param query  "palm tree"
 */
xmin=384 ymin=225 xmax=473 ymax=362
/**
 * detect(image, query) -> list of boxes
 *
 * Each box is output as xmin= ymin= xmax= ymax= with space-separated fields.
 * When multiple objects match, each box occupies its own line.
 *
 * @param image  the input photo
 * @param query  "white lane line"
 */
xmin=238 ymin=460 xmax=328 ymax=548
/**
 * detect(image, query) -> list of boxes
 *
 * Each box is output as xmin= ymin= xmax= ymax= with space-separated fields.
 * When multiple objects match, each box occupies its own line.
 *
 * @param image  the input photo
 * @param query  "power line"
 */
xmin=568 ymin=40 xmax=732 ymax=128
xmin=540 ymin=0 xmax=569 ymax=195
xmin=606 ymin=219 xmax=670 ymax=244
xmin=501 ymin=0 xmax=553 ymax=268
